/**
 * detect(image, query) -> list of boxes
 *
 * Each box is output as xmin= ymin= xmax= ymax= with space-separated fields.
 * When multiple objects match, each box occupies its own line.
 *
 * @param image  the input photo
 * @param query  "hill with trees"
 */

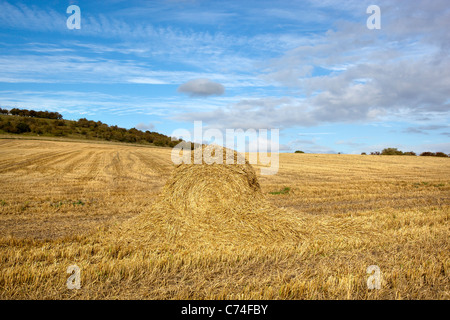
xmin=0 ymin=107 xmax=182 ymax=147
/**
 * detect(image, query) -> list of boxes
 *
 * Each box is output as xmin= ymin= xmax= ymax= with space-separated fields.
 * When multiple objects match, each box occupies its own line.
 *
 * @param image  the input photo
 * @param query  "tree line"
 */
xmin=0 ymin=107 xmax=63 ymax=120
xmin=363 ymin=148 xmax=449 ymax=157
xmin=0 ymin=107 xmax=182 ymax=147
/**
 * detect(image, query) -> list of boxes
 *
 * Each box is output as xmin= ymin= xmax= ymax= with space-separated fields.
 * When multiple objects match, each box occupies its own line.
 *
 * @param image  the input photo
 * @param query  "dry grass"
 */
xmin=0 ymin=138 xmax=449 ymax=299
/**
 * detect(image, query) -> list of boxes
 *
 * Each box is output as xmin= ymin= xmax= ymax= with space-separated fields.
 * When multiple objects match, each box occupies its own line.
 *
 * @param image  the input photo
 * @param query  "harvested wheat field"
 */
xmin=0 ymin=138 xmax=449 ymax=299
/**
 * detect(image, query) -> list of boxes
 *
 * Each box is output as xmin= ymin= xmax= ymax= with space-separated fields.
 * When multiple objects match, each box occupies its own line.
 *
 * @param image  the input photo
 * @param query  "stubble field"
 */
xmin=0 ymin=137 xmax=449 ymax=299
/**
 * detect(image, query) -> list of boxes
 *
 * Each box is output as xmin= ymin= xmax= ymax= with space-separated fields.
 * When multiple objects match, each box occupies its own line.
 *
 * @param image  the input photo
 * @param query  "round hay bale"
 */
xmin=112 ymin=146 xmax=306 ymax=249
xmin=163 ymin=146 xmax=263 ymax=216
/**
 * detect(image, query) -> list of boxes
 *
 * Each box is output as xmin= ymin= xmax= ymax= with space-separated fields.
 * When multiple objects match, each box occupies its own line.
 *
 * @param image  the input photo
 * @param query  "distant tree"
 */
xmin=15 ymin=122 xmax=31 ymax=133
xmin=0 ymin=120 xmax=11 ymax=132
xmin=128 ymin=128 xmax=140 ymax=135
xmin=361 ymin=152 xmax=367 ymax=155
xmin=435 ymin=152 xmax=448 ymax=158
xmin=144 ymin=131 xmax=154 ymax=143
xmin=381 ymin=148 xmax=403 ymax=155
xmin=153 ymin=139 xmax=166 ymax=147
xmin=9 ymin=108 xmax=21 ymax=116
xmin=78 ymin=118 xmax=90 ymax=128
xmin=420 ymin=152 xmax=435 ymax=156
xmin=47 ymin=111 xmax=57 ymax=119
xmin=419 ymin=151 xmax=448 ymax=157
xmin=403 ymin=151 xmax=417 ymax=156
xmin=295 ymin=150 xmax=305 ymax=153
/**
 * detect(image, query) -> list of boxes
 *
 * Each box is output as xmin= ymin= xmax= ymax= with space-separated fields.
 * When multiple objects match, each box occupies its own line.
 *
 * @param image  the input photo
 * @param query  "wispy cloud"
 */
xmin=403 ymin=125 xmax=449 ymax=135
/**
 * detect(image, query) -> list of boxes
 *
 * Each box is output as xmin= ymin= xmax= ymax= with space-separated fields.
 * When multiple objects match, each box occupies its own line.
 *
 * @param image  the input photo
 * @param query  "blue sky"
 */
xmin=0 ymin=0 xmax=449 ymax=154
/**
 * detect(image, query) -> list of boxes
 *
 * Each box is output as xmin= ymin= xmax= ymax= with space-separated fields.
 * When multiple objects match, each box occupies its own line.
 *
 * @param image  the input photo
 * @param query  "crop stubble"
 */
xmin=0 ymin=138 xmax=448 ymax=299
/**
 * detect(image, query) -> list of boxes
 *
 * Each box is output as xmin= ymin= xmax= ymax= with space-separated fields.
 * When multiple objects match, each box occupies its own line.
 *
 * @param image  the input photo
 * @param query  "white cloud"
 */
xmin=135 ymin=122 xmax=155 ymax=131
xmin=177 ymin=78 xmax=225 ymax=97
